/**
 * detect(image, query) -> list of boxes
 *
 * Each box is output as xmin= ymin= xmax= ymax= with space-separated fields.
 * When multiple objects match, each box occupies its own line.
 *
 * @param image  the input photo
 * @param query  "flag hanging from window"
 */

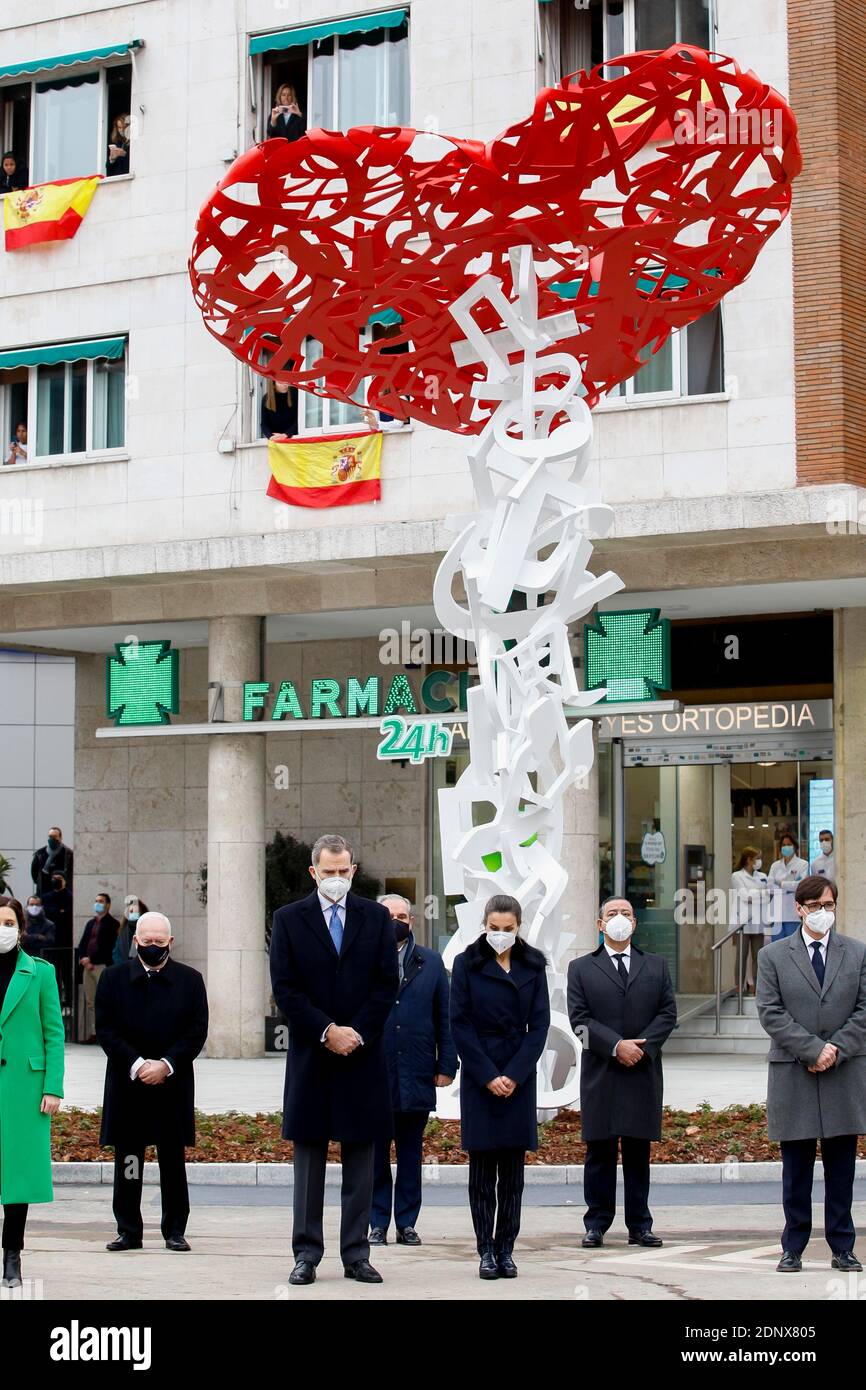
xmin=266 ymin=430 xmax=382 ymax=507
xmin=3 ymin=175 xmax=101 ymax=250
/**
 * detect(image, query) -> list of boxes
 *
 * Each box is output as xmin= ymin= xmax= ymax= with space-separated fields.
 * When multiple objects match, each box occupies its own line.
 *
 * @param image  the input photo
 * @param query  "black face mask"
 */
xmin=393 ymin=921 xmax=411 ymax=944
xmin=137 ymin=943 xmax=170 ymax=967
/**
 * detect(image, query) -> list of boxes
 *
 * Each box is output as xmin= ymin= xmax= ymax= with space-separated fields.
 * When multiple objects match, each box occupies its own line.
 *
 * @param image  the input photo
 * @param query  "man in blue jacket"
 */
xmin=369 ymin=895 xmax=457 ymax=1248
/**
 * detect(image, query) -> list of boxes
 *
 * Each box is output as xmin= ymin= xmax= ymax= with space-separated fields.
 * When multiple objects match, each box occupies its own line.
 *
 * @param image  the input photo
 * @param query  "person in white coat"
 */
xmin=731 ymin=846 xmax=769 ymax=994
xmin=767 ymin=832 xmax=809 ymax=940
xmin=811 ymin=830 xmax=836 ymax=882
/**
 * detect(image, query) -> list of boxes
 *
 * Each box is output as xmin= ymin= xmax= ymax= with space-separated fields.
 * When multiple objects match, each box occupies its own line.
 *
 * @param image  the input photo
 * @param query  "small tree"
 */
xmin=0 ymin=853 xmax=13 ymax=895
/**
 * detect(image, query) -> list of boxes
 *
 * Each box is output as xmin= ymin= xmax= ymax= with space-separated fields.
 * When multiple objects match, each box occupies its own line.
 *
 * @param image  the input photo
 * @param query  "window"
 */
xmin=253 ymin=14 xmax=409 ymax=142
xmin=603 ymin=305 xmax=723 ymax=402
xmin=539 ymin=0 xmax=713 ymax=84
xmin=0 ymin=61 xmax=132 ymax=187
xmin=0 ymin=341 xmax=127 ymax=464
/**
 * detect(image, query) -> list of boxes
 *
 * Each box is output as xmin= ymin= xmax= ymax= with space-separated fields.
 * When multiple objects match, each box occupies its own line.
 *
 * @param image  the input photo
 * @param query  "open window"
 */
xmin=0 ymin=338 xmax=127 ymax=464
xmin=603 ymin=304 xmax=723 ymax=403
xmin=538 ymin=0 xmax=714 ymax=85
xmin=249 ymin=10 xmax=409 ymax=143
xmin=0 ymin=41 xmax=139 ymax=189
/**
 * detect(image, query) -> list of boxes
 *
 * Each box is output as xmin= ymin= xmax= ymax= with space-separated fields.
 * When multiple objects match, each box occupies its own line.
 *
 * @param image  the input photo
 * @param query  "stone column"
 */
xmin=207 ymin=616 xmax=266 ymax=1056
xmin=558 ymin=754 xmax=600 ymax=965
xmin=833 ymin=609 xmax=866 ymax=942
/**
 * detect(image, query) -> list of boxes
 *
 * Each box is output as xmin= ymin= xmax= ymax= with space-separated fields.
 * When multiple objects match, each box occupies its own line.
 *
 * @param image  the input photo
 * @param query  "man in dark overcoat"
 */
xmin=269 ymin=834 xmax=399 ymax=1286
xmin=95 ymin=911 xmax=209 ymax=1251
xmin=568 ymin=895 xmax=677 ymax=1248
xmin=757 ymin=874 xmax=866 ymax=1273
xmin=369 ymin=894 xmax=457 ymax=1247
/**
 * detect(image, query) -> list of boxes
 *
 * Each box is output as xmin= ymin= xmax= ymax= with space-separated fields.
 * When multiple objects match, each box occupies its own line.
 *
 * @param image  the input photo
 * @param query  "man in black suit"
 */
xmin=568 ymin=896 xmax=677 ymax=1248
xmin=269 ymin=834 xmax=399 ymax=1286
xmin=95 ymin=911 xmax=209 ymax=1252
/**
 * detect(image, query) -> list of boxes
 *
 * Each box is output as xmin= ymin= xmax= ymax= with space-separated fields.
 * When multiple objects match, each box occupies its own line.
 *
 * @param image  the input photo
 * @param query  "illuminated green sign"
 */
xmin=243 ymin=669 xmax=474 ymax=721
xmin=106 ymin=640 xmax=180 ymax=726
xmin=583 ymin=609 xmax=671 ymax=702
xmin=377 ymin=716 xmax=454 ymax=763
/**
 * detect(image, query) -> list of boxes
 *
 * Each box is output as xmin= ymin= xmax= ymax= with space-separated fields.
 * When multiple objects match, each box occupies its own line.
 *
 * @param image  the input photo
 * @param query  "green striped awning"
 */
xmin=249 ymin=9 xmax=406 ymax=56
xmin=0 ymin=39 xmax=143 ymax=82
xmin=0 ymin=337 xmax=126 ymax=371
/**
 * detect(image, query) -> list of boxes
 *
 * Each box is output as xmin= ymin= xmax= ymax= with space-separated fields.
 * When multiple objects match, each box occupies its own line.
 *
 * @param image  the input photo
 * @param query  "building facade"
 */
xmin=0 ymin=0 xmax=864 ymax=1055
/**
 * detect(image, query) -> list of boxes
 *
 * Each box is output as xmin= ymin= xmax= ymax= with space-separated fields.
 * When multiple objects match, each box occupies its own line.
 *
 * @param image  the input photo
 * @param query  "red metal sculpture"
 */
xmin=190 ymin=45 xmax=800 ymax=433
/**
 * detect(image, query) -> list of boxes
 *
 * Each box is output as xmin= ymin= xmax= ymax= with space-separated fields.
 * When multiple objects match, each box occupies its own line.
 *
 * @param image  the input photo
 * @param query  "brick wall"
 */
xmin=788 ymin=0 xmax=866 ymax=485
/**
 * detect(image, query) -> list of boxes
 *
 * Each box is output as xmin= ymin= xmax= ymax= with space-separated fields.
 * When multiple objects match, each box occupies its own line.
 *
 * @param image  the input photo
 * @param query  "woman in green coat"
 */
xmin=0 ymin=897 xmax=64 ymax=1288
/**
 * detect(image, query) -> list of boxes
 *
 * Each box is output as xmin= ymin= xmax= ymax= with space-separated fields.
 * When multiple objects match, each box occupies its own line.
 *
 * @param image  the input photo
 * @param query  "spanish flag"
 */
xmin=4 ymin=175 xmax=101 ymax=251
xmin=267 ymin=430 xmax=382 ymax=508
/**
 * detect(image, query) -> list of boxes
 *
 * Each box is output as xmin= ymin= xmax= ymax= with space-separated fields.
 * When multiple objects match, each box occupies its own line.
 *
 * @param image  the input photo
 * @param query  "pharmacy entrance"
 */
xmin=598 ymin=700 xmax=834 ymax=993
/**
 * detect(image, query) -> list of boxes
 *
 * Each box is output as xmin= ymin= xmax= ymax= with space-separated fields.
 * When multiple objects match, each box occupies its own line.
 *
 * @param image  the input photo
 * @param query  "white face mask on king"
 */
xmin=605 ymin=913 xmax=634 ymax=942
xmin=316 ymin=872 xmax=351 ymax=902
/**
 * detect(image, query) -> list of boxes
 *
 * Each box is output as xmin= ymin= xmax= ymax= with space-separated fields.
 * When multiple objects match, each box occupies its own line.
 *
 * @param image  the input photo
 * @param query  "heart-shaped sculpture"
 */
xmin=190 ymin=44 xmax=800 ymax=433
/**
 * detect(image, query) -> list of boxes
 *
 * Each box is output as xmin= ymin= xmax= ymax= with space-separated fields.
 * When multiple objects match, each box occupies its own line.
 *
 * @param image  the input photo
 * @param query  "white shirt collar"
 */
xmin=604 ymin=943 xmax=631 ymax=960
xmin=801 ymin=925 xmax=828 ymax=955
xmin=318 ymin=890 xmax=346 ymax=917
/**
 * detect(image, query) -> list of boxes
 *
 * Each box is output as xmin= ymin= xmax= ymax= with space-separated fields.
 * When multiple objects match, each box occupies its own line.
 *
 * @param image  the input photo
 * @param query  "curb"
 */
xmin=50 ymin=1159 xmax=866 ymax=1186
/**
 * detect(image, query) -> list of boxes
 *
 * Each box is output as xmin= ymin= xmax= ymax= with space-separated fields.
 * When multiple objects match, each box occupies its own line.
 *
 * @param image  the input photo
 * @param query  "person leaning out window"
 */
xmin=449 ymin=894 xmax=550 ymax=1281
xmin=0 ymin=151 xmax=28 ymax=194
xmin=106 ymin=114 xmax=131 ymax=176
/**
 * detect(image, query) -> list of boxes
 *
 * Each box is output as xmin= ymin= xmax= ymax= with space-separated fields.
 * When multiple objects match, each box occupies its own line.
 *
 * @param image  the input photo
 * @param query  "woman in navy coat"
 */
xmin=449 ymin=894 xmax=550 ymax=1280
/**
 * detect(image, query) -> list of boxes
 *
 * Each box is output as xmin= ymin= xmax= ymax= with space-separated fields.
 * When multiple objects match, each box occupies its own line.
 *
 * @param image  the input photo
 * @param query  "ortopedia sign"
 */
xmin=599 ymin=699 xmax=833 ymax=740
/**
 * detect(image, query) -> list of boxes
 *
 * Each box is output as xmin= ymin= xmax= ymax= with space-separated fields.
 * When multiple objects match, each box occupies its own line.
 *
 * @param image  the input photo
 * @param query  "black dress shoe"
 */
xmin=344 ymin=1259 xmax=383 ymax=1283
xmin=368 ymin=1227 xmax=387 ymax=1245
xmin=776 ymin=1251 xmax=803 ymax=1272
xmin=1 ymin=1251 xmax=22 ymax=1288
xmin=396 ymin=1226 xmax=422 ymax=1246
xmin=288 ymin=1260 xmax=316 ymax=1285
xmin=165 ymin=1236 xmax=191 ymax=1252
xmin=479 ymin=1247 xmax=499 ymax=1279
xmin=497 ymin=1252 xmax=518 ymax=1278
xmin=581 ymin=1230 xmax=604 ymax=1248
xmin=831 ymin=1251 xmax=863 ymax=1271
xmin=629 ymin=1231 xmax=664 ymax=1248
xmin=106 ymin=1234 xmax=142 ymax=1251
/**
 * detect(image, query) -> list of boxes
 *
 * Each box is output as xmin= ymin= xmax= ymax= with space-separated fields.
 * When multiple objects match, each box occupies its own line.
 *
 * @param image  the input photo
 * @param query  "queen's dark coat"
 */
xmin=449 ymin=936 xmax=550 ymax=1152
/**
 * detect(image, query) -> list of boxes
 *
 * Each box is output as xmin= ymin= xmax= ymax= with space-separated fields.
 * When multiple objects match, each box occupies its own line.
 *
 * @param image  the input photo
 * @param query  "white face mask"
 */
xmin=804 ymin=907 xmax=834 ymax=936
xmin=316 ymin=872 xmax=351 ymax=902
xmin=819 ymin=842 xmax=833 ymax=855
xmin=0 ymin=925 xmax=19 ymax=953
xmin=605 ymin=913 xmax=634 ymax=943
xmin=26 ymin=905 xmax=41 ymax=916
xmin=486 ymin=929 xmax=516 ymax=956
xmin=753 ymin=859 xmax=762 ymax=872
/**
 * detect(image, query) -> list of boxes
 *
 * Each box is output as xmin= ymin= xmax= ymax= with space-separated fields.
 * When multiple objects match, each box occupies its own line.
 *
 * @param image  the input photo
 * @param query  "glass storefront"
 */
xmin=426 ymin=700 xmax=834 ymax=993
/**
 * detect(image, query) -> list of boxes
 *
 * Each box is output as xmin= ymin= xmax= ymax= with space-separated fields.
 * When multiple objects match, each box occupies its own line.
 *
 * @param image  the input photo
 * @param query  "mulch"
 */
xmin=51 ymin=1103 xmax=866 ymax=1164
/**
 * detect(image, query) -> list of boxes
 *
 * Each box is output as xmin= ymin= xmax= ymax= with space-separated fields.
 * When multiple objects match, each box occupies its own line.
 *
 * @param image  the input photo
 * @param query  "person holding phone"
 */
xmin=6 ymin=422 xmax=27 ymax=466
xmin=267 ymin=84 xmax=307 ymax=142
xmin=106 ymin=114 xmax=131 ymax=176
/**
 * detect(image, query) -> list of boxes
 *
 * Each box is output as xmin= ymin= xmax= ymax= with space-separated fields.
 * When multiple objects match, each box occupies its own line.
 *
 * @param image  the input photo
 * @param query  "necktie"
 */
xmin=810 ymin=941 xmax=825 ymax=986
xmin=328 ymin=904 xmax=343 ymax=954
xmin=614 ymin=954 xmax=628 ymax=983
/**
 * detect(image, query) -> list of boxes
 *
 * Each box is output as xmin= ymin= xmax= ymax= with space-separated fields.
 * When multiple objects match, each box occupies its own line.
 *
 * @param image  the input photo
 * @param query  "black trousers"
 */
xmin=2 ymin=1204 xmax=27 ymax=1250
xmin=584 ymin=1136 xmax=652 ymax=1234
xmin=371 ymin=1110 xmax=428 ymax=1231
xmin=781 ymin=1134 xmax=858 ymax=1255
xmin=293 ymin=1140 xmax=374 ymax=1267
xmin=467 ymin=1148 xmax=525 ymax=1255
xmin=112 ymin=1140 xmax=190 ymax=1241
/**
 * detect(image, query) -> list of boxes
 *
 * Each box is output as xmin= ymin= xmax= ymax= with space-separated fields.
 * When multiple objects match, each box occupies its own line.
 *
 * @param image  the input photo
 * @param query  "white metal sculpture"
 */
xmin=433 ymin=246 xmax=624 ymax=1117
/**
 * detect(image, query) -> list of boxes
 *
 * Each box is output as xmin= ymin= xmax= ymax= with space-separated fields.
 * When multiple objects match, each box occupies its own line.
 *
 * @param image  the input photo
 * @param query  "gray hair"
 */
xmin=135 ymin=910 xmax=172 ymax=939
xmin=378 ymin=893 xmax=413 ymax=915
xmin=311 ymin=834 xmax=354 ymax=866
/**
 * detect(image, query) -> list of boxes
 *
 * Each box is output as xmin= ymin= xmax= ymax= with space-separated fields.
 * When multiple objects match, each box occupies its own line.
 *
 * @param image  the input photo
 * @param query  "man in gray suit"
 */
xmin=757 ymin=874 xmax=866 ymax=1273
